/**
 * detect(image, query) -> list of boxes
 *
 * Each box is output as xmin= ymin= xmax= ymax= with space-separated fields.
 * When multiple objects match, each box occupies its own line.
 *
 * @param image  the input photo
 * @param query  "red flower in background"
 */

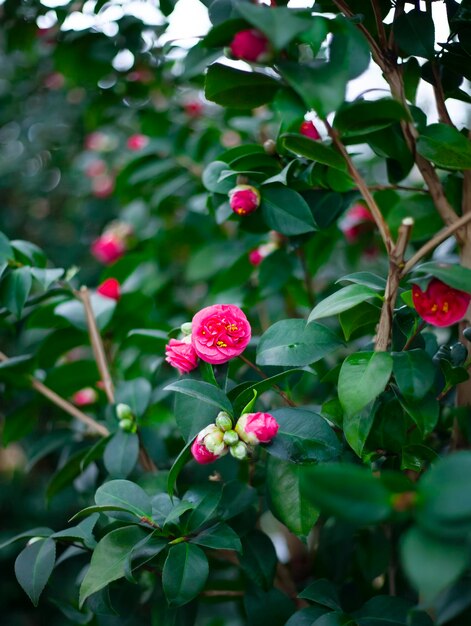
xmin=229 ymin=29 xmax=271 ymax=63
xmin=97 ymin=278 xmax=121 ymax=301
xmin=340 ymin=204 xmax=376 ymax=243
xmin=91 ymin=233 xmax=126 ymax=265
xmin=412 ymin=278 xmax=471 ymax=327
xmin=300 ymin=120 xmax=321 ymax=140
xmin=127 ymin=134 xmax=149 ymax=151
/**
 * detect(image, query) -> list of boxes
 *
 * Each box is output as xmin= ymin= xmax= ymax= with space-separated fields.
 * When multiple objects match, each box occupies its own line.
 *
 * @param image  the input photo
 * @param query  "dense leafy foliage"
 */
xmin=1 ymin=1 xmax=471 ymax=625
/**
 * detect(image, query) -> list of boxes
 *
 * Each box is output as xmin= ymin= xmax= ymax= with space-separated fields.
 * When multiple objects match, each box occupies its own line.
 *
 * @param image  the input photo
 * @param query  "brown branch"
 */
xmin=238 ymin=355 xmax=296 ymax=407
xmin=323 ymin=120 xmax=394 ymax=254
xmin=78 ymin=286 xmax=115 ymax=404
xmin=375 ymin=218 xmax=414 ymax=351
xmin=0 ymin=351 xmax=109 ymax=437
xmin=431 ymin=62 xmax=454 ymax=127
xmin=331 ymin=0 xmax=384 ymax=63
xmin=401 ymin=211 xmax=471 ymax=276
xmin=201 ymin=590 xmax=244 ymax=598
xmin=371 ymin=0 xmax=388 ymax=51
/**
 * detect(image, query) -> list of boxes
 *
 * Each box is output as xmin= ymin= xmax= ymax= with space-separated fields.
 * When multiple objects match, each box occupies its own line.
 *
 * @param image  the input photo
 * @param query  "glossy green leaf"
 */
xmin=205 ymin=63 xmax=280 ymax=109
xmin=239 ymin=530 xmax=277 ymax=590
xmin=0 ymin=230 xmax=13 ymax=263
xmin=334 ymin=99 xmax=409 ymax=136
xmin=0 ymin=528 xmax=53 ymax=551
xmin=298 ymin=579 xmax=342 ymax=611
xmin=103 ymin=430 xmax=139 ymax=479
xmin=397 ymin=392 xmax=439 ymax=436
xmin=115 ymin=378 xmax=152 ymax=418
xmin=309 ymin=285 xmax=382 ymax=322
xmin=393 ymin=9 xmax=435 ymax=59
xmin=54 ymin=294 xmax=116 ymax=331
xmin=257 ymin=319 xmax=343 ymax=367
xmin=281 ymin=133 xmax=347 ymax=171
xmin=300 ymin=464 xmax=392 ymax=525
xmin=261 ymin=185 xmax=317 ymax=236
xmin=267 ymin=407 xmax=341 ymax=463
xmin=235 ymin=4 xmax=312 ymax=50
xmin=163 ymin=543 xmax=209 ymax=606
xmin=411 ymin=262 xmax=471 ymax=293
xmin=0 ymin=267 xmax=32 ymax=317
xmin=168 ymin=439 xmax=193 ymax=496
xmin=267 ymin=457 xmax=319 ymax=538
xmin=94 ymin=479 xmax=152 ymax=521
xmin=392 ymin=350 xmax=435 ymax=400
xmin=230 ymin=368 xmax=305 ymax=414
xmin=164 ymin=379 xmax=233 ymax=414
xmin=14 ymin=538 xmax=56 ymax=606
xmin=338 ymin=351 xmax=393 ymax=417
xmin=417 ymin=124 xmax=471 ymax=170
xmin=190 ymin=523 xmax=242 ymax=552
xmin=343 ymin=403 xmax=376 ymax=458
xmin=79 ymin=526 xmax=148 ymax=607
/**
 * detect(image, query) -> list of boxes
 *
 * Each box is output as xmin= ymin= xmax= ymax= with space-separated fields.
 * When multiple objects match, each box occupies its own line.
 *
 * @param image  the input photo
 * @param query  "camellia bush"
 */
xmin=1 ymin=0 xmax=471 ymax=624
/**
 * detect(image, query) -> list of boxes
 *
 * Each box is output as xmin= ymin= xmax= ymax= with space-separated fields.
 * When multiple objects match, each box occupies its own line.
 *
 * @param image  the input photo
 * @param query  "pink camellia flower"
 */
xmin=300 ymin=120 xmax=321 ymax=140
xmin=97 ymin=278 xmax=121 ymax=301
xmin=229 ymin=185 xmax=261 ymax=216
xmin=85 ymin=160 xmax=107 ymax=178
xmin=235 ymin=412 xmax=279 ymax=445
xmin=126 ymin=134 xmax=149 ymax=151
xmin=165 ymin=337 xmax=199 ymax=374
xmin=229 ymin=29 xmax=272 ymax=63
xmin=339 ymin=203 xmax=376 ymax=243
xmin=91 ymin=232 xmax=126 ymax=265
xmin=191 ymin=424 xmax=228 ymax=464
xmin=412 ymin=278 xmax=471 ymax=327
xmin=92 ymin=174 xmax=115 ymax=198
xmin=72 ymin=387 xmax=98 ymax=407
xmin=184 ymin=101 xmax=204 ymax=118
xmin=191 ymin=304 xmax=251 ymax=364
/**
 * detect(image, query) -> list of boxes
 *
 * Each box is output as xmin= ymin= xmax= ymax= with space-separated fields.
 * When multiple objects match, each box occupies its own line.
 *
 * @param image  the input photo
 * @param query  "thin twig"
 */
xmin=78 ymin=286 xmax=115 ymax=404
xmin=402 ymin=321 xmax=426 ymax=351
xmin=323 ymin=119 xmax=394 ymax=254
xmin=238 ymin=354 xmax=296 ymax=407
xmin=0 ymin=351 xmax=109 ymax=436
xmin=371 ymin=0 xmax=388 ymax=50
xmin=401 ymin=211 xmax=471 ymax=276
xmin=201 ymin=590 xmax=244 ymax=598
xmin=431 ymin=62 xmax=454 ymax=127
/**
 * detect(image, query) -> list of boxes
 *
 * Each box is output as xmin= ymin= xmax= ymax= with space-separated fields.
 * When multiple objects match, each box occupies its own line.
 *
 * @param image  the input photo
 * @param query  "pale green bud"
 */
xmin=223 ymin=429 xmax=239 ymax=446
xmin=215 ymin=411 xmax=233 ymax=432
xmin=116 ymin=403 xmax=134 ymax=421
xmin=119 ymin=418 xmax=136 ymax=433
xmin=230 ymin=441 xmax=249 ymax=460
xmin=180 ymin=322 xmax=193 ymax=336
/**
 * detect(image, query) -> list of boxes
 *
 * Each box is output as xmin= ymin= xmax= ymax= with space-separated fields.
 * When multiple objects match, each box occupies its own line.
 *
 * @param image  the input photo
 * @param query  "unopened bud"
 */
xmin=263 ymin=139 xmax=277 ymax=155
xmin=204 ymin=430 xmax=225 ymax=455
xmin=181 ymin=322 xmax=193 ymax=336
xmin=215 ymin=412 xmax=233 ymax=431
xmin=119 ymin=418 xmax=136 ymax=432
xmin=116 ymin=403 xmax=134 ymax=421
xmin=230 ymin=441 xmax=249 ymax=460
xmin=223 ymin=429 xmax=239 ymax=446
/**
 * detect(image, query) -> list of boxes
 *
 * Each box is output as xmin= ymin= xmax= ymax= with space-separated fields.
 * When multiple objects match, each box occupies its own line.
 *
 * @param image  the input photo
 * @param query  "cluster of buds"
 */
xmin=91 ymin=222 xmax=133 ymax=265
xmin=191 ymin=410 xmax=279 ymax=464
xmin=116 ymin=403 xmax=137 ymax=433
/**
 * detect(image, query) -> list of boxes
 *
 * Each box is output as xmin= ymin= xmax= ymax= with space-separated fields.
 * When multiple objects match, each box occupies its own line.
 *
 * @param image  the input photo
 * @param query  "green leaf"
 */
xmin=411 ymin=261 xmax=471 ymax=293
xmin=281 ymin=134 xmax=347 ymax=171
xmin=235 ymin=4 xmax=312 ymax=50
xmin=261 ymin=185 xmax=317 ymax=236
xmin=54 ymin=294 xmax=116 ymax=331
xmin=14 ymin=538 xmax=56 ymax=606
xmin=46 ymin=442 xmax=107 ymax=500
xmin=190 ymin=523 xmax=242 ymax=552
xmin=69 ymin=505 xmax=136 ymax=522
xmin=299 ymin=579 xmax=342 ymax=611
xmin=339 ymin=302 xmax=381 ymax=341
xmin=393 ymin=9 xmax=435 ymax=59
xmin=168 ymin=440 xmax=193 ymax=496
xmin=52 ymin=514 xmax=99 ymax=550
xmin=308 ymin=284 xmax=382 ymax=322
xmin=0 ymin=230 xmax=14 ymax=263
xmin=396 ymin=392 xmax=439 ymax=437
xmin=416 ymin=124 xmax=471 ymax=170
xmin=30 ymin=268 xmax=64 ymax=290
xmin=164 ymin=379 xmax=233 ymax=414
xmin=336 ymin=272 xmax=387 ymax=291
xmin=334 ymin=99 xmax=409 ymax=137
xmin=163 ymin=543 xmax=209 ymax=606
xmin=338 ymin=351 xmax=393 ymax=417
xmin=267 ymin=407 xmax=341 ymax=463
xmin=94 ymin=479 xmax=152 ymax=521
xmin=267 ymin=457 xmax=319 ymax=538
xmin=401 ymin=527 xmax=468 ymax=603
xmin=205 ymin=63 xmax=280 ymax=109
xmin=79 ymin=526 xmax=148 ymax=607
xmin=115 ymin=378 xmax=152 ymax=418
xmin=230 ymin=369 xmax=305 ymax=414
xmin=239 ymin=530 xmax=277 ymax=591
xmin=278 ymin=61 xmax=348 ymax=119
xmin=0 ymin=528 xmax=53 ymax=550
xmin=245 ymin=588 xmax=295 ymax=626
xmin=0 ymin=267 xmax=32 ymax=317
xmin=392 ymin=350 xmax=435 ymax=400
xmin=330 ymin=16 xmax=371 ymax=80
xmin=103 ymin=431 xmax=139 ymax=479
xmin=300 ymin=463 xmax=393 ymax=525
xmin=343 ymin=403 xmax=376 ymax=458
xmin=257 ymin=319 xmax=343 ymax=367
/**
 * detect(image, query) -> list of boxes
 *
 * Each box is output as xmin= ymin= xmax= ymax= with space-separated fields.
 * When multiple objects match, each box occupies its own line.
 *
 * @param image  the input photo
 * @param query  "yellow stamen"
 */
xmin=217 ymin=340 xmax=227 ymax=347
xmin=226 ymin=323 xmax=238 ymax=332
xmin=442 ymin=301 xmax=449 ymax=313
xmin=431 ymin=304 xmax=438 ymax=312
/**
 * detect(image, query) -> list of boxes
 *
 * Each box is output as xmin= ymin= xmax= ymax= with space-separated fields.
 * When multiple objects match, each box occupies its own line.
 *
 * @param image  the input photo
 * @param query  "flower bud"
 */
xmin=204 ymin=430 xmax=225 ymax=455
xmin=97 ymin=278 xmax=121 ymax=301
xmin=300 ymin=120 xmax=321 ymax=140
xmin=72 ymin=387 xmax=98 ymax=407
xmin=228 ymin=185 xmax=261 ymax=216
xmin=116 ymin=403 xmax=134 ymax=421
xmin=263 ymin=139 xmax=277 ymax=155
xmin=119 ymin=418 xmax=136 ymax=432
xmin=230 ymin=441 xmax=249 ymax=460
xmin=180 ymin=322 xmax=193 ymax=336
xmin=215 ymin=412 xmax=233 ymax=431
xmin=450 ymin=342 xmax=468 ymax=366
xmin=235 ymin=412 xmax=279 ymax=445
xmin=229 ymin=29 xmax=272 ymax=63
xmin=165 ymin=338 xmax=199 ymax=375
xmin=127 ymin=134 xmax=149 ymax=151
xmin=223 ymin=429 xmax=239 ymax=446
xmin=191 ymin=424 xmax=228 ymax=464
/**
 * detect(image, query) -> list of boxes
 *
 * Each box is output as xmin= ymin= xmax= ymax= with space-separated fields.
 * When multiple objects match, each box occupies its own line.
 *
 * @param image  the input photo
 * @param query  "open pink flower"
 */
xmin=412 ymin=279 xmax=471 ymax=327
xmin=235 ymin=412 xmax=279 ymax=445
xmin=127 ymin=134 xmax=149 ymax=151
xmin=339 ymin=203 xmax=376 ymax=243
xmin=191 ymin=424 xmax=228 ymax=464
xmin=165 ymin=337 xmax=199 ymax=374
xmin=97 ymin=278 xmax=121 ymax=301
xmin=72 ymin=387 xmax=98 ymax=407
xmin=229 ymin=29 xmax=271 ymax=63
xmin=191 ymin=304 xmax=251 ymax=364
xmin=229 ymin=185 xmax=261 ymax=216
xmin=300 ymin=120 xmax=320 ymax=140
xmin=91 ymin=233 xmax=126 ymax=265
